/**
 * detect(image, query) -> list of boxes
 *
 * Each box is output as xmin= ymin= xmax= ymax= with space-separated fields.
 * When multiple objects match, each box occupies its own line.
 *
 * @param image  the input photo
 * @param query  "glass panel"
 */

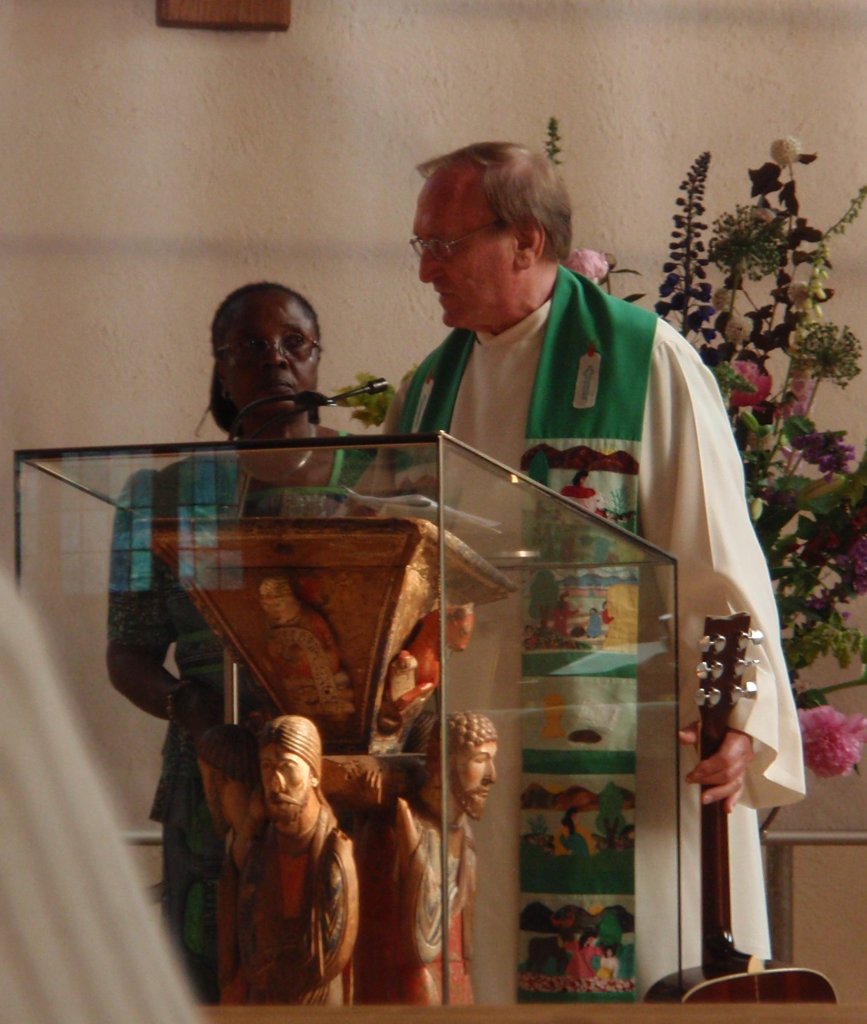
xmin=15 ymin=433 xmax=678 ymax=1006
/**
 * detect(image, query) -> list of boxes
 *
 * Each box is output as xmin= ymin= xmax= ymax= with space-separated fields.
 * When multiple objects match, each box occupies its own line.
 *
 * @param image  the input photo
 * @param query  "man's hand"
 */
xmin=679 ymin=723 xmax=754 ymax=813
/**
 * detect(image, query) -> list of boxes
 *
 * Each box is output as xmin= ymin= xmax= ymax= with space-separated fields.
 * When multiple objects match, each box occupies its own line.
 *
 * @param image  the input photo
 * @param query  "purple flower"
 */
xmin=799 ymin=705 xmax=867 ymax=777
xmin=806 ymin=590 xmax=833 ymax=613
xmin=792 ymin=430 xmax=855 ymax=478
xmin=563 ymin=248 xmax=610 ymax=283
xmin=836 ymin=537 xmax=867 ymax=595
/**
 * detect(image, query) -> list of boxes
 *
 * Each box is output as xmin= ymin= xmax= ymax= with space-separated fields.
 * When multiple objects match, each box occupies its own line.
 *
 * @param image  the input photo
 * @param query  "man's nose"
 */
xmin=417 ymin=249 xmax=439 ymax=284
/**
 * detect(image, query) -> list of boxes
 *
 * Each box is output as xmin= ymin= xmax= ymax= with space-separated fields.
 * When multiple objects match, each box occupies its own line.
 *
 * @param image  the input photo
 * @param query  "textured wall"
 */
xmin=2 ymin=0 xmax=866 ymax=1002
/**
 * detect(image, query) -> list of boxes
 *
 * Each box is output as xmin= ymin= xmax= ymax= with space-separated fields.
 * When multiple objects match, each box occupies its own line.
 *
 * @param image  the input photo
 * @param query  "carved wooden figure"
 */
xmin=196 ymin=725 xmax=261 ymax=1003
xmin=376 ymin=603 xmax=476 ymax=739
xmin=354 ymin=710 xmax=498 ymax=1005
xmin=228 ymin=715 xmax=358 ymax=1005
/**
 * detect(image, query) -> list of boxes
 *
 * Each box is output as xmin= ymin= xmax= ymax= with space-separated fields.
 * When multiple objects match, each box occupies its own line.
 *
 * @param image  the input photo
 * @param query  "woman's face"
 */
xmin=215 ymin=289 xmax=320 ymax=434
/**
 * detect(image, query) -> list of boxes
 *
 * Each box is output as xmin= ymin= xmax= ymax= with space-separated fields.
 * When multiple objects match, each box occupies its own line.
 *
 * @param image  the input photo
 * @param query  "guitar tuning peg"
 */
xmin=733 ymin=656 xmax=761 ymax=678
xmin=742 ymin=628 xmax=764 ymax=645
xmin=700 ymin=633 xmax=726 ymax=654
xmin=695 ymin=686 xmax=722 ymax=708
xmin=731 ymin=679 xmax=758 ymax=704
xmin=696 ymin=660 xmax=724 ymax=681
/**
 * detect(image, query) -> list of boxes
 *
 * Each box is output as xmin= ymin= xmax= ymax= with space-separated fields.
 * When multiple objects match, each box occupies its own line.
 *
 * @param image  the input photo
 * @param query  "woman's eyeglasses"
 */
xmin=216 ymin=333 xmax=320 ymax=363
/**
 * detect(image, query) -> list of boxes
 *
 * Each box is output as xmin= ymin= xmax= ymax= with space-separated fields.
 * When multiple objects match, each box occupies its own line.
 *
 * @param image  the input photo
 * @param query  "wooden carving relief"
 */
xmin=150 ymin=516 xmax=513 ymax=754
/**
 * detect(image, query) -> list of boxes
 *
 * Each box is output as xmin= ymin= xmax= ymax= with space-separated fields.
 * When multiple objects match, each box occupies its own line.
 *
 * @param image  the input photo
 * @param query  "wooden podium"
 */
xmin=151 ymin=515 xmax=513 ymax=753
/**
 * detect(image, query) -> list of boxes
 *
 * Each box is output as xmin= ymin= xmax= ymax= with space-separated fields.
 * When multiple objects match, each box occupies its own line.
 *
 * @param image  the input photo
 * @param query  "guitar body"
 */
xmin=647 ymin=961 xmax=837 ymax=1003
xmin=646 ymin=613 xmax=837 ymax=1005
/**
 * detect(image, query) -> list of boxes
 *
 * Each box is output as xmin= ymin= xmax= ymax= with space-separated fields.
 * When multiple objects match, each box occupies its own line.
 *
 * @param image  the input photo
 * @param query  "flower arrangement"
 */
xmin=655 ymin=138 xmax=867 ymax=779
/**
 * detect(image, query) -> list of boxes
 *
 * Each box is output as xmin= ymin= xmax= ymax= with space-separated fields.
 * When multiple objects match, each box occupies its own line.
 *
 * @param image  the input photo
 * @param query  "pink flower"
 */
xmin=779 ymin=368 xmax=817 ymax=419
xmin=730 ymin=359 xmax=772 ymax=407
xmin=563 ymin=248 xmax=610 ymax=283
xmin=798 ymin=705 xmax=867 ymax=777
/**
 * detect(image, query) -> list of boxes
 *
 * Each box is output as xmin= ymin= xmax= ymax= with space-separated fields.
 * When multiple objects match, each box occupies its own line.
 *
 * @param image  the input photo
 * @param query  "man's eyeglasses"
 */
xmin=216 ymin=333 xmax=320 ymax=363
xmin=409 ymin=220 xmax=504 ymax=261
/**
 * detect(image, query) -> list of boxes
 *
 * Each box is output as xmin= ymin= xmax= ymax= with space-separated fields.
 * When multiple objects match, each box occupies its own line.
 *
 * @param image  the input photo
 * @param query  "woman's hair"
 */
xmin=416 ymin=141 xmax=572 ymax=261
xmin=208 ymin=282 xmax=321 ymax=433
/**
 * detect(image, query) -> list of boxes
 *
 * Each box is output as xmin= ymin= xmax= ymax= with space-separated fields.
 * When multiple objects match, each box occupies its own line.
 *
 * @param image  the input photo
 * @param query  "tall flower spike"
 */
xmin=655 ymin=152 xmax=716 ymax=342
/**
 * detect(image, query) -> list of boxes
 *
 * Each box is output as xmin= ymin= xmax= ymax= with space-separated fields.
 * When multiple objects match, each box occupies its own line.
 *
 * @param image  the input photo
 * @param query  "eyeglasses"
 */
xmin=216 ymin=332 xmax=320 ymax=364
xmin=409 ymin=220 xmax=504 ymax=261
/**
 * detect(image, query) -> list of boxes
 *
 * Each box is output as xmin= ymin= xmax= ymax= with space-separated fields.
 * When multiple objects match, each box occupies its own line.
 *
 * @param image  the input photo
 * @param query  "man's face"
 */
xmin=450 ymin=739 xmax=498 ymax=821
xmin=413 ymin=165 xmax=520 ymax=335
xmin=259 ymin=743 xmax=315 ymax=834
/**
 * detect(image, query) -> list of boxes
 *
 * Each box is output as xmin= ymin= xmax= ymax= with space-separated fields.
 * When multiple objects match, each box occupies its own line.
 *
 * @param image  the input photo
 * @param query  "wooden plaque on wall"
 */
xmin=157 ymin=0 xmax=291 ymax=31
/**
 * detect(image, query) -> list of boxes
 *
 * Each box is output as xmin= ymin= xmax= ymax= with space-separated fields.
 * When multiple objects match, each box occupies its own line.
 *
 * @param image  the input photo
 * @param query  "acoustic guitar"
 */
xmin=645 ymin=612 xmax=836 ymax=1003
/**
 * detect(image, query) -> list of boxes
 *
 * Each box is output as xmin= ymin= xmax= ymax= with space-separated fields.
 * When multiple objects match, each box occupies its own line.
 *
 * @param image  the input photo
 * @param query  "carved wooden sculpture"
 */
xmin=353 ymin=711 xmax=498 ymax=1004
xmin=226 ymin=715 xmax=358 ymax=1005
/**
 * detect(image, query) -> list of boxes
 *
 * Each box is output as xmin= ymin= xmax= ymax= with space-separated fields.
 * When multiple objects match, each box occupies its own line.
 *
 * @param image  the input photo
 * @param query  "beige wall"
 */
xmin=2 ymin=0 xmax=866 ymax=1003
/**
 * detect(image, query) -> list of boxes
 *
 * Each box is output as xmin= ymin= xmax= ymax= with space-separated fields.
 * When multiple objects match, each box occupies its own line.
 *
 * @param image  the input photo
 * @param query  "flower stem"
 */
xmin=817 ymin=669 xmax=867 ymax=696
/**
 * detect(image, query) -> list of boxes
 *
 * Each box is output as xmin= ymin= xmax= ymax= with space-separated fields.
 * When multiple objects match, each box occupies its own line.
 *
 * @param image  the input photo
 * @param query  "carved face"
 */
xmin=258 ymin=578 xmax=302 ymax=627
xmin=198 ymin=758 xmax=229 ymax=836
xmin=445 ymin=603 xmax=475 ymax=652
xmin=450 ymin=739 xmax=498 ymax=821
xmin=259 ymin=743 xmax=316 ymax=834
xmin=198 ymin=759 xmax=253 ymax=838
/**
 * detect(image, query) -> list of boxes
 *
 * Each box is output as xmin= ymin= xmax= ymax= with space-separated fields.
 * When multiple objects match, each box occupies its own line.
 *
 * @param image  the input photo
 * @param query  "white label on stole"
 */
xmin=573 ymin=346 xmax=601 ymax=409
xmin=411 ymin=375 xmax=434 ymax=432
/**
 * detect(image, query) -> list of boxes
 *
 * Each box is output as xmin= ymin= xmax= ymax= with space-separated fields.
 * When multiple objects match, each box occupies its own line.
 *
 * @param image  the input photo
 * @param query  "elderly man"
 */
xmin=234 ymin=715 xmax=358 ymax=1005
xmin=387 ymin=141 xmax=804 ymax=990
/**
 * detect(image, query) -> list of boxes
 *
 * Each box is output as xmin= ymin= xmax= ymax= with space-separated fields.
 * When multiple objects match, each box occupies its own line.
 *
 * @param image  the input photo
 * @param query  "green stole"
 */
xmin=400 ymin=268 xmax=659 ymax=1002
xmin=398 ymin=266 xmax=656 ymax=526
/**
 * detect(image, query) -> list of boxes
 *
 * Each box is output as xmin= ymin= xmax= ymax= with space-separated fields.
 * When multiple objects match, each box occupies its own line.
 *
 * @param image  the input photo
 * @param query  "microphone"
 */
xmin=228 ymin=378 xmax=390 ymax=438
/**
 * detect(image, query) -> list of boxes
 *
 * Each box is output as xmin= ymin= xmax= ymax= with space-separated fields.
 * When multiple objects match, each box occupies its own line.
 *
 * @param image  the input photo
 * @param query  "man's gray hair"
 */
xmin=417 ymin=141 xmax=572 ymax=261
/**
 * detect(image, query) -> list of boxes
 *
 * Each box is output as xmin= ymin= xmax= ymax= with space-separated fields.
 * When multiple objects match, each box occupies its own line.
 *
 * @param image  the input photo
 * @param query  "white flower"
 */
xmin=787 ymin=282 xmax=810 ymax=309
xmin=724 ymin=314 xmax=751 ymax=344
xmin=712 ymin=287 xmax=733 ymax=312
xmin=771 ymin=136 xmax=803 ymax=167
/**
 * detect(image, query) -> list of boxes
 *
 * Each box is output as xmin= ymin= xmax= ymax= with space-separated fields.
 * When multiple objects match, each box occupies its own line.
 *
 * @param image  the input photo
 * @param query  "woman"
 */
xmin=106 ymin=283 xmax=363 ymax=1002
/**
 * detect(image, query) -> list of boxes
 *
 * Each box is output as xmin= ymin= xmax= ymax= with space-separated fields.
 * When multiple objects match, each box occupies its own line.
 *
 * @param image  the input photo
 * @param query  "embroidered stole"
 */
xmin=400 ymin=268 xmax=657 ymax=1002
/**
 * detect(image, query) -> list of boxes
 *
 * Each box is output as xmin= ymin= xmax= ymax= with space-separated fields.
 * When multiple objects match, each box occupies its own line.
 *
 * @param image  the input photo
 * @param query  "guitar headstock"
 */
xmin=695 ymin=613 xmax=762 ymax=759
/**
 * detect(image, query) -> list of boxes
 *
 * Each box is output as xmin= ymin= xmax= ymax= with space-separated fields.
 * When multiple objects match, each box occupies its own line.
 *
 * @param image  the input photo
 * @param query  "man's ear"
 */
xmin=513 ymin=220 xmax=546 ymax=268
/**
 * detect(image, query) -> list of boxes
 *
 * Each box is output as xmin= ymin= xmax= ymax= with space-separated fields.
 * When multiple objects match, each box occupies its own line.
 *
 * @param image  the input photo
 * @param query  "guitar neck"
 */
xmin=695 ymin=612 xmax=757 ymax=970
xmin=700 ymin=764 xmax=743 ymax=965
